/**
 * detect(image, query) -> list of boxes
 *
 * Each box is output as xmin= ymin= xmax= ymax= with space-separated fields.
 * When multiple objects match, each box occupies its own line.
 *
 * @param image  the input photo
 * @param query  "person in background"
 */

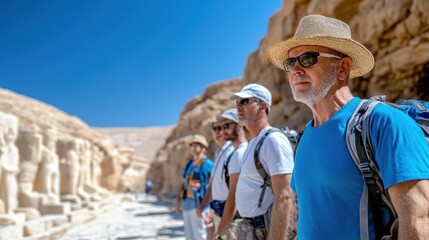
xmin=176 ymin=134 xmax=214 ymax=240
xmin=268 ymin=14 xmax=429 ymax=239
xmin=231 ymin=84 xmax=294 ymax=240
xmin=145 ymin=180 xmax=153 ymax=195
xmin=197 ymin=116 xmax=234 ymax=239
xmin=213 ymin=108 xmax=248 ymax=240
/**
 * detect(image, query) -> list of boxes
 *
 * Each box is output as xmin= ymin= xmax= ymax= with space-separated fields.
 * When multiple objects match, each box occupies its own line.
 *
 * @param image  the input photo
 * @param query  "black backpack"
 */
xmin=254 ymin=127 xmax=298 ymax=208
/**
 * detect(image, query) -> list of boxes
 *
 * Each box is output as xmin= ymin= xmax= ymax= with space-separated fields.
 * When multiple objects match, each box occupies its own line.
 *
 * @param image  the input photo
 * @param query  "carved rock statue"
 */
xmin=75 ymin=139 xmax=90 ymax=201
xmin=35 ymin=127 xmax=60 ymax=204
xmin=89 ymin=145 xmax=110 ymax=197
xmin=90 ymin=146 xmax=102 ymax=188
xmin=0 ymin=113 xmax=19 ymax=214
xmin=79 ymin=141 xmax=102 ymax=201
xmin=16 ymin=126 xmax=42 ymax=219
xmin=59 ymin=138 xmax=81 ymax=204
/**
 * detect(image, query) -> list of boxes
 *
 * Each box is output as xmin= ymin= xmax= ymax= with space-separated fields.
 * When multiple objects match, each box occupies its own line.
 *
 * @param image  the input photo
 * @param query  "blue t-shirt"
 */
xmin=182 ymin=157 xmax=214 ymax=209
xmin=291 ymin=97 xmax=429 ymax=240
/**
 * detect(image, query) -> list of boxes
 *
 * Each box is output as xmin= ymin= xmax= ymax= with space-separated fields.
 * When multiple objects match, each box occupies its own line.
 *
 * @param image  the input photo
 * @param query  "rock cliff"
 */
xmin=152 ymin=0 xmax=429 ymax=200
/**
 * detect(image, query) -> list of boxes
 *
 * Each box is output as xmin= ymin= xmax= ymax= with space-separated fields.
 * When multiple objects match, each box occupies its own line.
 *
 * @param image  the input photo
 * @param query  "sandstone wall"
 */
xmin=153 ymin=0 xmax=429 ymax=199
xmin=249 ymin=0 xmax=429 ymax=129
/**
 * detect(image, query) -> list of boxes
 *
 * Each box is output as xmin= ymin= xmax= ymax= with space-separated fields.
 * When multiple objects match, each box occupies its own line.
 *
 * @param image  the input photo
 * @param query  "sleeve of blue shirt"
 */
xmin=369 ymin=103 xmax=429 ymax=189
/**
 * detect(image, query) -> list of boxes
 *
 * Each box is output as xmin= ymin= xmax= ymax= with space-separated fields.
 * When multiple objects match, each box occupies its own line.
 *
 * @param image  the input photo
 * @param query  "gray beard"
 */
xmin=292 ymin=64 xmax=337 ymax=105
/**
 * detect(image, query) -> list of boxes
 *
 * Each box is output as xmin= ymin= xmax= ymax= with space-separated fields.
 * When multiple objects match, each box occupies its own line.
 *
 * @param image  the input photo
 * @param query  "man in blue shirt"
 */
xmin=268 ymin=14 xmax=429 ymax=239
xmin=175 ymin=134 xmax=214 ymax=240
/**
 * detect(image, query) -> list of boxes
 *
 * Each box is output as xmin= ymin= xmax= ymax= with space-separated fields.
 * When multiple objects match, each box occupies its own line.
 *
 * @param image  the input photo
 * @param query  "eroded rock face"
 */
xmin=248 ymin=0 xmax=429 ymax=130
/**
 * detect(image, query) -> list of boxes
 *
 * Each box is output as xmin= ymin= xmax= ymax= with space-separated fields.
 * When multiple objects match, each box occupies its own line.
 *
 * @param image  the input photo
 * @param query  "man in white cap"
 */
xmin=197 ymin=116 xmax=234 ymax=239
xmin=268 ymin=14 xmax=429 ymax=239
xmin=176 ymin=134 xmax=214 ymax=240
xmin=211 ymin=108 xmax=248 ymax=240
xmin=230 ymin=84 xmax=294 ymax=240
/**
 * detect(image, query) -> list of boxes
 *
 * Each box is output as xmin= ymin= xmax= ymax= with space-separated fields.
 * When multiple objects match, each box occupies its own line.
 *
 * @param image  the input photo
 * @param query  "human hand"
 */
xmin=189 ymin=180 xmax=201 ymax=189
xmin=196 ymin=207 xmax=203 ymax=218
xmin=175 ymin=200 xmax=182 ymax=213
xmin=204 ymin=215 xmax=213 ymax=225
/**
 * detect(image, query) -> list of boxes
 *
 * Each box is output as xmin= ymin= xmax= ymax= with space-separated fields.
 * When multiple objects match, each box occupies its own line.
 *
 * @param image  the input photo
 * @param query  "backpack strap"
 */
xmin=346 ymin=98 xmax=398 ymax=240
xmin=223 ymin=150 xmax=236 ymax=188
xmin=198 ymin=158 xmax=211 ymax=198
xmin=253 ymin=128 xmax=282 ymax=208
xmin=294 ymin=122 xmax=310 ymax=157
xmin=213 ymin=141 xmax=233 ymax=172
xmin=182 ymin=159 xmax=194 ymax=198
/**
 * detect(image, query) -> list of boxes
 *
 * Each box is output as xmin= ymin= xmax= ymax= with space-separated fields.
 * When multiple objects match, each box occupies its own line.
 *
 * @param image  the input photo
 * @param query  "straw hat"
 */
xmin=268 ymin=15 xmax=374 ymax=78
xmin=189 ymin=134 xmax=209 ymax=148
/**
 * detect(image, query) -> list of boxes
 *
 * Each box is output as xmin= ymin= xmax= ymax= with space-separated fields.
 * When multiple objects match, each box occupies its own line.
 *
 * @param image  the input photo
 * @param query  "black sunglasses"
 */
xmin=222 ymin=122 xmax=236 ymax=130
xmin=212 ymin=126 xmax=222 ymax=132
xmin=283 ymin=52 xmax=342 ymax=72
xmin=236 ymin=98 xmax=260 ymax=106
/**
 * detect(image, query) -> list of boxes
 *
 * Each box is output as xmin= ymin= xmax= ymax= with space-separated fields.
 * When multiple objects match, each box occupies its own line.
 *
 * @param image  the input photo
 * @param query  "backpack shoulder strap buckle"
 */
xmin=359 ymin=163 xmax=376 ymax=185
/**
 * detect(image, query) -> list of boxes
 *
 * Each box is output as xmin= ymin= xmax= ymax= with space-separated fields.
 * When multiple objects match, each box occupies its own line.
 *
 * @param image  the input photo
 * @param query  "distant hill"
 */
xmin=95 ymin=126 xmax=174 ymax=163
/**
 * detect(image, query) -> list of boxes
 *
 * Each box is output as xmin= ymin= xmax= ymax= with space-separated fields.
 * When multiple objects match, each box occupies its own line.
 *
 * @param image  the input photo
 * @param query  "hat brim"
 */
xmin=189 ymin=141 xmax=208 ymax=148
xmin=230 ymin=92 xmax=254 ymax=100
xmin=218 ymin=114 xmax=238 ymax=123
xmin=268 ymin=36 xmax=374 ymax=79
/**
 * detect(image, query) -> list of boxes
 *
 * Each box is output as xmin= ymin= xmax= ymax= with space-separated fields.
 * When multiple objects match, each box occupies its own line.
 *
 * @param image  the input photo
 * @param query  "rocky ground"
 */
xmin=62 ymin=194 xmax=185 ymax=240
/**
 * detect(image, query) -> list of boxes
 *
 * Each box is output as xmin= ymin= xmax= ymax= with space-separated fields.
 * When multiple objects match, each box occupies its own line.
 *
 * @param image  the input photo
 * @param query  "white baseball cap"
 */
xmin=230 ymin=83 xmax=272 ymax=107
xmin=217 ymin=108 xmax=239 ymax=123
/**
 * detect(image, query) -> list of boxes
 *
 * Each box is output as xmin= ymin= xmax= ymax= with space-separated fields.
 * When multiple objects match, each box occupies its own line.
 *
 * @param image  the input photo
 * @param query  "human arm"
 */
xmin=216 ymin=173 xmax=239 ymax=237
xmin=388 ymin=180 xmax=429 ymax=239
xmin=267 ymin=173 xmax=293 ymax=240
xmin=287 ymin=192 xmax=299 ymax=238
xmin=369 ymin=104 xmax=429 ymax=238
xmin=175 ymin=181 xmax=185 ymax=213
xmin=197 ymin=175 xmax=213 ymax=218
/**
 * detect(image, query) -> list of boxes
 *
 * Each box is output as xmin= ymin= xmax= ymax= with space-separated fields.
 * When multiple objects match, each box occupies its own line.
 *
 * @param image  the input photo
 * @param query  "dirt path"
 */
xmin=62 ymin=194 xmax=185 ymax=240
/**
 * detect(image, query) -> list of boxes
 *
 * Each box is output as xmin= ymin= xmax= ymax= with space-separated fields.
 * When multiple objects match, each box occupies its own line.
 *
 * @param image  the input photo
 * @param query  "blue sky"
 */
xmin=0 ymin=1 xmax=281 ymax=127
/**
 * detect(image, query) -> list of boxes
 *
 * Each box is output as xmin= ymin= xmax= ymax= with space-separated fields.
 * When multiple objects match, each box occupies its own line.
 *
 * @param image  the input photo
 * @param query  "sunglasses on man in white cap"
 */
xmin=230 ymin=83 xmax=272 ymax=107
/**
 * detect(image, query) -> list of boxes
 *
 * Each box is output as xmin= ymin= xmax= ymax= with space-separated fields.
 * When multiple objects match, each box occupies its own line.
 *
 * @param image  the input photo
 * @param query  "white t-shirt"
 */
xmin=228 ymin=141 xmax=248 ymax=175
xmin=211 ymin=141 xmax=234 ymax=201
xmin=236 ymin=126 xmax=294 ymax=217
